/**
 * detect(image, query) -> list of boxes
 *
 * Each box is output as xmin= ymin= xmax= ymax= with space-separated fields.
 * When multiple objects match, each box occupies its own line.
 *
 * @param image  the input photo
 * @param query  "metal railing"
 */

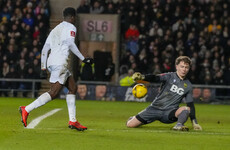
xmin=0 ymin=78 xmax=45 ymax=98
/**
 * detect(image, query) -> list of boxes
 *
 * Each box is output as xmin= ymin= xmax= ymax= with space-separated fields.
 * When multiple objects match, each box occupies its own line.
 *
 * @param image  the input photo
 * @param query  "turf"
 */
xmin=0 ymin=97 xmax=230 ymax=150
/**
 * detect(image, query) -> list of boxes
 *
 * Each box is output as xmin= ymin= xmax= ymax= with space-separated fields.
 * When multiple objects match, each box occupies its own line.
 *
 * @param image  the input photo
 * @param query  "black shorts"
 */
xmin=136 ymin=105 xmax=178 ymax=124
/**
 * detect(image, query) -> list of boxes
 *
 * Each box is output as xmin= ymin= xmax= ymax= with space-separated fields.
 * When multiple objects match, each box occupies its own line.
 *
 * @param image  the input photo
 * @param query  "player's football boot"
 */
xmin=172 ymin=124 xmax=189 ymax=131
xmin=68 ymin=121 xmax=87 ymax=131
xmin=19 ymin=106 xmax=29 ymax=127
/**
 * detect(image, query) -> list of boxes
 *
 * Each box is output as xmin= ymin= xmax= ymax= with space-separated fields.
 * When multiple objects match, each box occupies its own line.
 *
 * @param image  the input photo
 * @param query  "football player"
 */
xmin=19 ymin=7 xmax=93 ymax=131
xmin=127 ymin=56 xmax=202 ymax=131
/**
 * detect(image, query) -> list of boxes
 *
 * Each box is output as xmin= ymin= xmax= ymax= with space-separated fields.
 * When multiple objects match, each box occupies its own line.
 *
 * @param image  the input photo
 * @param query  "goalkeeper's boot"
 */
xmin=68 ymin=121 xmax=87 ymax=131
xmin=19 ymin=106 xmax=29 ymax=127
xmin=172 ymin=123 xmax=189 ymax=131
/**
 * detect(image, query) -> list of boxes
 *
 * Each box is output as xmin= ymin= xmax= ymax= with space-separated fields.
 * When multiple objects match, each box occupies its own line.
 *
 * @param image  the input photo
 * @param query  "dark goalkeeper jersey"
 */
xmin=151 ymin=72 xmax=193 ymax=110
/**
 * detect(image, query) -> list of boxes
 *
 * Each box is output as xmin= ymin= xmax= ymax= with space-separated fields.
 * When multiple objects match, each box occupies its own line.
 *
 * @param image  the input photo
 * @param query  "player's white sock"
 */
xmin=66 ymin=94 xmax=76 ymax=122
xmin=25 ymin=92 xmax=52 ymax=113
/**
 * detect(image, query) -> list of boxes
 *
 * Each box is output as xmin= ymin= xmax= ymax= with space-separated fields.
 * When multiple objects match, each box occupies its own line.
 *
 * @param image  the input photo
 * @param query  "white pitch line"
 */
xmin=26 ymin=108 xmax=62 ymax=129
xmin=87 ymin=129 xmax=230 ymax=136
xmin=33 ymin=127 xmax=230 ymax=136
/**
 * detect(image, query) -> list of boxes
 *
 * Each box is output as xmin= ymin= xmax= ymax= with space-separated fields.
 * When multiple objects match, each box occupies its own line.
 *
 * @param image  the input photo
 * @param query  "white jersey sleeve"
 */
xmin=68 ymin=41 xmax=85 ymax=61
xmin=66 ymin=27 xmax=85 ymax=61
xmin=41 ymin=36 xmax=51 ymax=69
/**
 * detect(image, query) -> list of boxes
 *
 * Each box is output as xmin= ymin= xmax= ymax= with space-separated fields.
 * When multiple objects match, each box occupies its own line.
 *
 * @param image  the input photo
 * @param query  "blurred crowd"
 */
xmin=77 ymin=0 xmax=230 ymax=85
xmin=0 ymin=0 xmax=50 ymax=96
xmin=1 ymin=0 xmax=230 ymax=97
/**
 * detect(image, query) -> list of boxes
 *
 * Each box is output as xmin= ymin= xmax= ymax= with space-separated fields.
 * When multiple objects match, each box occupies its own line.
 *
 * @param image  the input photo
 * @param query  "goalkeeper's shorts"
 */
xmin=48 ymin=65 xmax=71 ymax=85
xmin=136 ymin=106 xmax=178 ymax=124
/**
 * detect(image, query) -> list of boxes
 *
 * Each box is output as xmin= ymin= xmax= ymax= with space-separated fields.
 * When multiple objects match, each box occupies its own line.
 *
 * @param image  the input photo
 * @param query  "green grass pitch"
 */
xmin=0 ymin=97 xmax=230 ymax=150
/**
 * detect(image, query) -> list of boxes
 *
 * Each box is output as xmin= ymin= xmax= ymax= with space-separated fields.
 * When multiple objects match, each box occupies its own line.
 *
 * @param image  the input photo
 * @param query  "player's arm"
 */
xmin=132 ymin=72 xmax=171 ymax=83
xmin=41 ymin=42 xmax=50 ymax=70
xmin=68 ymin=39 xmax=85 ymax=61
xmin=185 ymin=88 xmax=202 ymax=130
xmin=68 ymin=41 xmax=94 ymax=65
xmin=67 ymin=28 xmax=93 ymax=65
xmin=40 ymin=41 xmax=50 ymax=79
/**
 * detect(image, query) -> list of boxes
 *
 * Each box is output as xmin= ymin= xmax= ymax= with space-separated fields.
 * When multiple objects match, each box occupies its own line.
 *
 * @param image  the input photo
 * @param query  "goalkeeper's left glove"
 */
xmin=132 ymin=72 xmax=145 ymax=81
xmin=83 ymin=57 xmax=94 ymax=65
xmin=192 ymin=119 xmax=202 ymax=131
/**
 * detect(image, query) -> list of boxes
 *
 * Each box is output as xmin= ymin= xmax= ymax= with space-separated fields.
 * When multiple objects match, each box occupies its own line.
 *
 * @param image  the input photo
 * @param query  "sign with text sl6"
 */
xmin=83 ymin=20 xmax=112 ymax=33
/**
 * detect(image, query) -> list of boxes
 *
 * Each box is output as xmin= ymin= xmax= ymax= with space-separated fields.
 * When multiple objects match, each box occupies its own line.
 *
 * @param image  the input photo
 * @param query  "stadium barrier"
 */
xmin=0 ymin=78 xmax=44 ymax=98
xmin=67 ymin=81 xmax=230 ymax=104
xmin=1 ymin=79 xmax=230 ymax=104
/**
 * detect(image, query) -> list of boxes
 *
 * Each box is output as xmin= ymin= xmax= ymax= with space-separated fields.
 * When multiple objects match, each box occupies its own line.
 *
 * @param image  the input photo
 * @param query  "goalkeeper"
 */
xmin=126 ymin=56 xmax=202 ymax=131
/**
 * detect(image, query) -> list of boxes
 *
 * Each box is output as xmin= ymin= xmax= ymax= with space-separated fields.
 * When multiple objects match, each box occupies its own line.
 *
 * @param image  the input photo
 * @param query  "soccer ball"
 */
xmin=132 ymin=83 xmax=147 ymax=98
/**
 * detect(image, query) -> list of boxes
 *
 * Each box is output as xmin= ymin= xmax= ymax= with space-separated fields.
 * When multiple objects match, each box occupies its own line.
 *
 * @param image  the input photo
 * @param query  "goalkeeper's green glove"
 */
xmin=192 ymin=119 xmax=202 ymax=130
xmin=132 ymin=72 xmax=145 ymax=81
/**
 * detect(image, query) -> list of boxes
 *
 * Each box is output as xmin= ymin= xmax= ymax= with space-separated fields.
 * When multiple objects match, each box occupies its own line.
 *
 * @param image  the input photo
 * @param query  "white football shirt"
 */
xmin=41 ymin=21 xmax=85 ymax=69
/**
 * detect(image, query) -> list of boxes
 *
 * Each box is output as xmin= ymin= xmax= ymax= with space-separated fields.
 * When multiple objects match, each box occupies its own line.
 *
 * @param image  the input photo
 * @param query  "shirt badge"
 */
xmin=184 ymin=83 xmax=187 ymax=88
xmin=70 ymin=31 xmax=75 ymax=37
xmin=173 ymin=79 xmax=176 ymax=83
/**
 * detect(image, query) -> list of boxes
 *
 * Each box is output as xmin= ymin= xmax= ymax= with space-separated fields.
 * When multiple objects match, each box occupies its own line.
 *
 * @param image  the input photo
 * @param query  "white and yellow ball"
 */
xmin=132 ymin=84 xmax=147 ymax=98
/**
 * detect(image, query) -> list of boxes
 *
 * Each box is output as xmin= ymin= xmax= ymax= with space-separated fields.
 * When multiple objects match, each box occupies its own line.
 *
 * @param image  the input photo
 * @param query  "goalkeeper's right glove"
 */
xmin=40 ymin=69 xmax=47 ymax=79
xmin=132 ymin=72 xmax=145 ymax=81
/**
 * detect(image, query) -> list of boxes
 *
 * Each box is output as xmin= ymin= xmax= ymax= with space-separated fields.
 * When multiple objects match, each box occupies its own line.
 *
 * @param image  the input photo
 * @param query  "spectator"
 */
xmin=79 ymin=62 xmax=95 ymax=81
xmin=138 ymin=49 xmax=148 ymax=73
xmin=17 ymin=58 xmax=28 ymax=93
xmin=1 ymin=62 xmax=9 ymax=96
xmin=125 ymin=24 xmax=140 ymax=55
xmin=33 ymin=26 xmax=40 ymax=40
xmin=23 ymin=13 xmax=34 ymax=27
xmin=5 ymin=66 xmax=20 ymax=97
xmin=104 ymin=57 xmax=115 ymax=81
xmin=5 ymin=44 xmax=18 ymax=65
xmin=103 ymin=3 xmax=115 ymax=14
xmin=24 ymin=67 xmax=37 ymax=97
xmin=76 ymin=0 xmax=90 ymax=14
xmin=90 ymin=1 xmax=104 ymax=14
xmin=208 ymin=19 xmax=221 ymax=33
xmin=0 ymin=7 xmax=11 ymax=21
xmin=119 ymin=68 xmax=135 ymax=86
xmin=17 ymin=59 xmax=27 ymax=79
xmin=32 ymin=59 xmax=41 ymax=78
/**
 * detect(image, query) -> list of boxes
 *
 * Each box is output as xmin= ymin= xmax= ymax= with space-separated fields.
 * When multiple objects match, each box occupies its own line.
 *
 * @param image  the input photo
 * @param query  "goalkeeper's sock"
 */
xmin=177 ymin=110 xmax=189 ymax=125
xmin=25 ymin=92 xmax=52 ymax=113
xmin=66 ymin=94 xmax=76 ymax=122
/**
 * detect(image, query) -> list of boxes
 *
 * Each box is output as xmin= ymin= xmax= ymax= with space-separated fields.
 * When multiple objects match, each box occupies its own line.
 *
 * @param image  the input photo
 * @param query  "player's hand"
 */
xmin=40 ymin=69 xmax=47 ymax=79
xmin=192 ymin=119 xmax=202 ymax=130
xmin=83 ymin=58 xmax=94 ymax=65
xmin=132 ymin=72 xmax=145 ymax=81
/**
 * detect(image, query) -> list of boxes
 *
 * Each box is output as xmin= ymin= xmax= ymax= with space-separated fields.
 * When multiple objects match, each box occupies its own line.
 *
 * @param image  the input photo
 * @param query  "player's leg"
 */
xmin=65 ymin=76 xmax=87 ymax=131
xmin=126 ymin=116 xmax=143 ymax=128
xmin=65 ymin=76 xmax=77 ymax=122
xmin=172 ymin=106 xmax=190 ymax=131
xmin=19 ymin=82 xmax=63 ymax=127
xmin=26 ymin=82 xmax=62 ymax=112
xmin=127 ymin=105 xmax=159 ymax=128
xmin=20 ymin=65 xmax=64 ymax=127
